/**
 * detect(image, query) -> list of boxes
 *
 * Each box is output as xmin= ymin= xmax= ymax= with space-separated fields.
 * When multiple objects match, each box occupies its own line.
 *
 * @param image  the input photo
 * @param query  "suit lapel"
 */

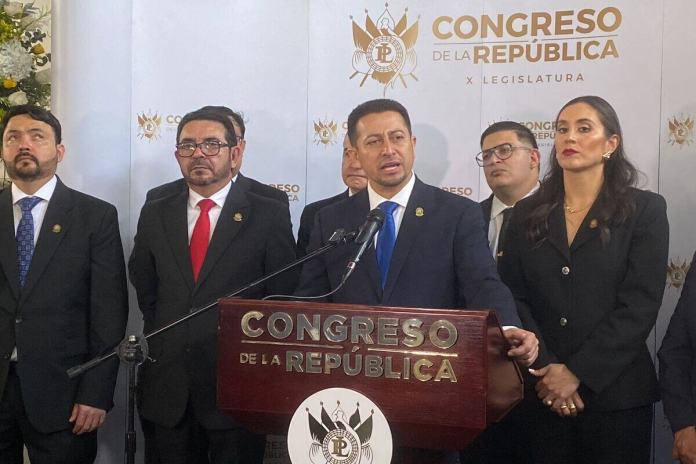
xmin=382 ymin=178 xmax=428 ymax=302
xmin=0 ymin=189 xmax=20 ymax=300
xmin=480 ymin=194 xmax=493 ymax=222
xmin=194 ymin=184 xmax=249 ymax=289
xmin=569 ymin=203 xmax=601 ymax=252
xmin=18 ymin=180 xmax=71 ymax=305
xmin=235 ymin=173 xmax=251 ymax=193
xmin=161 ymin=189 xmax=195 ymax=291
xmin=545 ymin=204 xmax=571 ymax=261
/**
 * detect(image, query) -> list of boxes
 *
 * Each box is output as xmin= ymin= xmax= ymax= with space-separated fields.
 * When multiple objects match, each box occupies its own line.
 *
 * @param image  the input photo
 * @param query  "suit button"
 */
xmin=561 ymin=266 xmax=570 ymax=275
xmin=559 ymin=317 xmax=568 ymax=327
xmin=15 ymin=317 xmax=22 ymax=324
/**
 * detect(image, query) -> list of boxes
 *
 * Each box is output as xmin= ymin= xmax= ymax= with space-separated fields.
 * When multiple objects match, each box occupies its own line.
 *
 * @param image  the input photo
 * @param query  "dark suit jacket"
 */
xmin=480 ymin=194 xmax=493 ymax=224
xmin=296 ymin=190 xmax=349 ymax=257
xmin=500 ymin=188 xmax=668 ymax=410
xmin=296 ymin=177 xmax=520 ymax=326
xmin=659 ymin=251 xmax=696 ymax=433
xmin=0 ymin=179 xmax=128 ymax=433
xmin=145 ymin=172 xmax=289 ymax=206
xmin=129 ymin=184 xmax=297 ymax=429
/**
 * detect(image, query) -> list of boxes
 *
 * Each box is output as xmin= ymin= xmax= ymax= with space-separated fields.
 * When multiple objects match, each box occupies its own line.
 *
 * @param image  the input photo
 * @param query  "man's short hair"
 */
xmin=176 ymin=108 xmax=238 ymax=147
xmin=480 ymin=121 xmax=538 ymax=149
xmin=2 ymin=104 xmax=62 ymax=144
xmin=198 ymin=105 xmax=245 ymax=138
xmin=347 ymin=99 xmax=412 ymax=146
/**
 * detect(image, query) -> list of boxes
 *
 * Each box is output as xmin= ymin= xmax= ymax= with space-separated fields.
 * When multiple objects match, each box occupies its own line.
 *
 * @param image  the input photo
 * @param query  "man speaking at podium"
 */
xmin=296 ymin=99 xmax=539 ymax=461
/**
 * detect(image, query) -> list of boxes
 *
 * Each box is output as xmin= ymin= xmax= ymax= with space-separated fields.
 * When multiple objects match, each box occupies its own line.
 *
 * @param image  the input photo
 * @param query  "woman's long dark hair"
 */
xmin=527 ymin=96 xmax=638 ymax=245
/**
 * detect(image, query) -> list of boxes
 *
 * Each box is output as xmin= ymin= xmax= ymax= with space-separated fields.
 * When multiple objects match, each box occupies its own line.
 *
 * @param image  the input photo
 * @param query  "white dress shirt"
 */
xmin=12 ymin=175 xmax=57 ymax=241
xmin=487 ymin=182 xmax=539 ymax=259
xmin=366 ymin=172 xmax=416 ymax=244
xmin=186 ymin=179 xmax=233 ymax=243
xmin=11 ymin=175 xmax=58 ymax=361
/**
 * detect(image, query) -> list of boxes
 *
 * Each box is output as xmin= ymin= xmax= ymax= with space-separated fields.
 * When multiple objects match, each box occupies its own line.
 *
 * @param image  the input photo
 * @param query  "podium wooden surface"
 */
xmin=217 ymin=299 xmax=522 ymax=452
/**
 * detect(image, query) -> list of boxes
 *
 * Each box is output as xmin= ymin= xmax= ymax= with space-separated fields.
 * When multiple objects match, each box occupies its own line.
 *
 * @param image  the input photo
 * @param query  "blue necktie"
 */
xmin=16 ymin=196 xmax=42 ymax=288
xmin=376 ymin=201 xmax=398 ymax=288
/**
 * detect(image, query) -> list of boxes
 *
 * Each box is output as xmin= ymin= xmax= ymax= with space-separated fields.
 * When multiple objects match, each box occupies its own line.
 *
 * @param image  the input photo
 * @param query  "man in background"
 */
xmin=146 ymin=106 xmax=289 ymax=208
xmin=477 ymin=121 xmax=540 ymax=262
xmin=460 ymin=121 xmax=540 ymax=464
xmin=130 ymin=107 xmax=296 ymax=463
xmin=296 ymin=134 xmax=367 ymax=256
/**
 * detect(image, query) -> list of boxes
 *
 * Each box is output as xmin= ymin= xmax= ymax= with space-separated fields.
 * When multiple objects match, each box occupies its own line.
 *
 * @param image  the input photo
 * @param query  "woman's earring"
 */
xmin=602 ymin=151 xmax=612 ymax=160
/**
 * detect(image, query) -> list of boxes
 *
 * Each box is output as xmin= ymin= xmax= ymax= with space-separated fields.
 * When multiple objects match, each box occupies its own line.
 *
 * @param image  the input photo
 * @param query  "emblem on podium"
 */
xmin=287 ymin=387 xmax=393 ymax=464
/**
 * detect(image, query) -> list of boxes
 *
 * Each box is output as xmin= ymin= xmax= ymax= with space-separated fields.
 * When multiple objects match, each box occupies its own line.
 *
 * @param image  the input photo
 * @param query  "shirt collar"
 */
xmin=367 ymin=172 xmax=416 ymax=210
xmin=188 ymin=180 xmax=232 ymax=209
xmin=11 ymin=175 xmax=57 ymax=205
xmin=491 ymin=181 xmax=540 ymax=218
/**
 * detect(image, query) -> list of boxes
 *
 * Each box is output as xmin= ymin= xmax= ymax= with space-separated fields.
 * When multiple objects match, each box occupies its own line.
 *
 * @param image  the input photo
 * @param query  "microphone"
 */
xmin=342 ymin=208 xmax=385 ymax=281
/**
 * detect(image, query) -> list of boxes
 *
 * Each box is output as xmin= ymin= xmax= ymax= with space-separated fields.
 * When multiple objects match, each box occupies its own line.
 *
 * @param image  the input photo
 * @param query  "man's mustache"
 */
xmin=15 ymin=151 xmax=37 ymax=164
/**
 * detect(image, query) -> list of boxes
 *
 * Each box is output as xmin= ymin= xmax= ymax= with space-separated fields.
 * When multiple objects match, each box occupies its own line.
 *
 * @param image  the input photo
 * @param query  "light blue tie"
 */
xmin=16 ymin=196 xmax=42 ymax=288
xmin=376 ymin=201 xmax=398 ymax=288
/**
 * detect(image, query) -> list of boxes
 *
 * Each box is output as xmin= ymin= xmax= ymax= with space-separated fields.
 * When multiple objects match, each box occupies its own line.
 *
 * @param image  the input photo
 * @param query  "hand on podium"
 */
xmin=672 ymin=426 xmax=696 ymax=464
xmin=503 ymin=327 xmax=539 ymax=366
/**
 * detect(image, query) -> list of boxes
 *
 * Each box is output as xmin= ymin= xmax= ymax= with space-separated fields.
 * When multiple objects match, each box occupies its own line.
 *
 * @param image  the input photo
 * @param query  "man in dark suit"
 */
xmin=129 ymin=107 xmax=297 ymax=463
xmin=659 ymin=251 xmax=696 ymax=464
xmin=0 ymin=105 xmax=128 ymax=463
xmin=145 ymin=106 xmax=288 ymax=207
xmin=461 ymin=121 xmax=540 ymax=464
xmin=296 ymin=134 xmax=366 ymax=256
xmin=477 ymin=121 xmax=540 ymax=263
xmin=296 ymin=99 xmax=539 ymax=462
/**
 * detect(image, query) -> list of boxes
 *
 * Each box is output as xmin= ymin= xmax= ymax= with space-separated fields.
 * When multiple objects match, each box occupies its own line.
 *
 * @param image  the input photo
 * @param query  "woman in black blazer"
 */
xmin=499 ymin=95 xmax=668 ymax=464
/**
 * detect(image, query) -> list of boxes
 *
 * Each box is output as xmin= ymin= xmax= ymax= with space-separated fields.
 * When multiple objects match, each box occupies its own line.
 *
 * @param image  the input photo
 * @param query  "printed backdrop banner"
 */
xmin=125 ymin=1 xmax=692 ymax=463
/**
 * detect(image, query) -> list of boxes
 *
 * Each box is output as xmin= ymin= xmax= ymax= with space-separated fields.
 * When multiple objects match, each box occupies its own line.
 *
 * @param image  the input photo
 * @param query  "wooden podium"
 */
xmin=217 ymin=299 xmax=522 ymax=452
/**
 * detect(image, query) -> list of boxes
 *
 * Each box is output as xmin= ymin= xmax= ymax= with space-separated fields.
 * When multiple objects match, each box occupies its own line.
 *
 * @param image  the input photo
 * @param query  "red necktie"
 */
xmin=190 ymin=199 xmax=215 ymax=282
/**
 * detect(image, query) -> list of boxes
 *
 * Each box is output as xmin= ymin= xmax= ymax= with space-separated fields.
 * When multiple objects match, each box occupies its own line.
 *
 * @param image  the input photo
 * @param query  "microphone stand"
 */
xmin=67 ymin=228 xmax=353 ymax=464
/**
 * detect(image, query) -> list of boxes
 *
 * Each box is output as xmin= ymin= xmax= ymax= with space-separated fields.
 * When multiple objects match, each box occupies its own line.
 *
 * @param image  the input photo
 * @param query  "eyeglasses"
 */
xmin=475 ymin=143 xmax=534 ymax=167
xmin=175 ymin=140 xmax=232 ymax=157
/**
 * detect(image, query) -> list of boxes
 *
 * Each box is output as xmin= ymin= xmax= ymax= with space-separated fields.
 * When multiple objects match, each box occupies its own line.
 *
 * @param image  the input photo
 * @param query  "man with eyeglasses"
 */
xmin=475 ymin=121 xmax=540 ymax=263
xmin=129 ymin=107 xmax=297 ymax=464
xmin=461 ymin=121 xmax=540 ymax=464
xmin=145 ymin=106 xmax=289 ymax=208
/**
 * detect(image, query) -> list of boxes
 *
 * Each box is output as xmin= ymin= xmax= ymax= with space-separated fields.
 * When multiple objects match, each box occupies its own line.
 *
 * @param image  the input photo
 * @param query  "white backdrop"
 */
xmin=49 ymin=1 xmax=695 ymax=463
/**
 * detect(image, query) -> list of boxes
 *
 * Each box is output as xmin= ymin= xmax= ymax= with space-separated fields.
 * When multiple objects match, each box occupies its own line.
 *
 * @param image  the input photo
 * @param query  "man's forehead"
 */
xmin=5 ymin=115 xmax=50 ymax=131
xmin=180 ymin=119 xmax=226 ymax=137
xmin=482 ymin=130 xmax=520 ymax=148
xmin=357 ymin=111 xmax=407 ymax=131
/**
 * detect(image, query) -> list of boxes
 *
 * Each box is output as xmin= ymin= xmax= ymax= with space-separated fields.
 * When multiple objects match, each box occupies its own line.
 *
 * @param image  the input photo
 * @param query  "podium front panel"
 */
xmin=217 ymin=299 xmax=522 ymax=450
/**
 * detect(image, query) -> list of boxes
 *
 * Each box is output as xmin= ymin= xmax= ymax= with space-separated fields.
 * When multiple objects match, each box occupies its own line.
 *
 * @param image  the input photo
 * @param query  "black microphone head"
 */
xmin=367 ymin=207 xmax=386 ymax=226
xmin=354 ymin=208 xmax=386 ymax=244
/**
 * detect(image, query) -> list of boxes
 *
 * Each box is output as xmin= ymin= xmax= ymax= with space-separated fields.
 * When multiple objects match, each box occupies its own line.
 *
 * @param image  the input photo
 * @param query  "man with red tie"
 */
xmin=129 ymin=107 xmax=297 ymax=463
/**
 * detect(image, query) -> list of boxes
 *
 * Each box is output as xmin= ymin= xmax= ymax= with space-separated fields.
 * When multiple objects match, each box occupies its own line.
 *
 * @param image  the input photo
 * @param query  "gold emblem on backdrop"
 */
xmin=667 ymin=257 xmax=691 ymax=289
xmin=137 ymin=111 xmax=162 ymax=141
xmin=313 ymin=118 xmax=339 ymax=146
xmin=668 ymin=115 xmax=694 ymax=147
xmin=350 ymin=3 xmax=419 ymax=95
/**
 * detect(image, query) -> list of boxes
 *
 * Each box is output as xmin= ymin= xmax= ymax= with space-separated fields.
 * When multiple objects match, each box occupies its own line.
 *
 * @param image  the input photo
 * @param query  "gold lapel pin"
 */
xmin=589 ymin=219 xmax=598 ymax=229
xmin=233 ymin=212 xmax=243 ymax=222
xmin=52 ymin=224 xmax=62 ymax=233
xmin=415 ymin=207 xmax=424 ymax=217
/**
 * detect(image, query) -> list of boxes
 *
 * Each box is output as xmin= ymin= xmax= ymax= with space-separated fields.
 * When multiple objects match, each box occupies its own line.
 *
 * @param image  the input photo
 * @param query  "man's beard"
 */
xmin=5 ymin=154 xmax=44 ymax=181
